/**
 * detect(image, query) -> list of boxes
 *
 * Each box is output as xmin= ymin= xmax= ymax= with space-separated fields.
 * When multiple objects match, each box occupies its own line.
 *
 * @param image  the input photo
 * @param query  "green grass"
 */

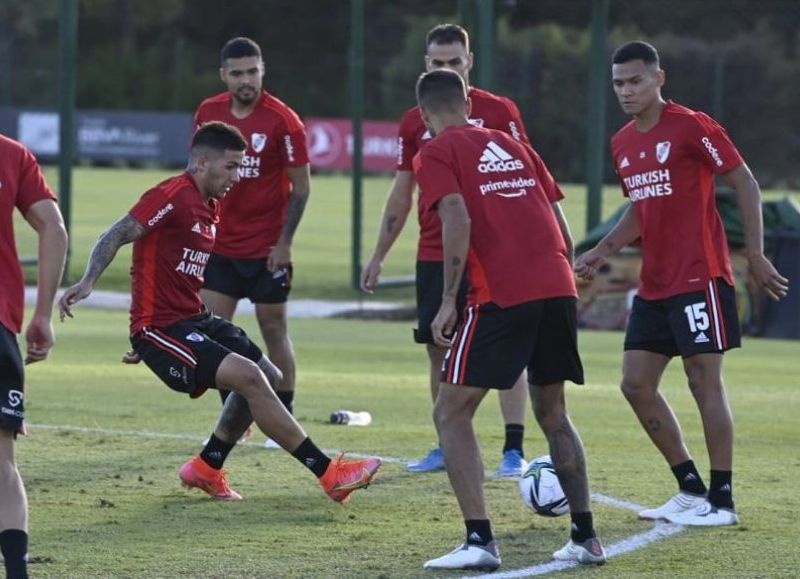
xmin=18 ymin=309 xmax=800 ymax=577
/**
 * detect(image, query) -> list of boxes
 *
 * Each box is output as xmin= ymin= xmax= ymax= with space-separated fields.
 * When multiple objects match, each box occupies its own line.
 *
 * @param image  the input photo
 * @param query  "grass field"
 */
xmin=18 ymin=309 xmax=799 ymax=578
xmin=12 ymin=167 xmax=800 ymax=576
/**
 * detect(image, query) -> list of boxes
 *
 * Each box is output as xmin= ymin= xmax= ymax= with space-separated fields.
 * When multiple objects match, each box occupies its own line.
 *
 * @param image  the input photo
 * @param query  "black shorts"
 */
xmin=203 ymin=253 xmax=292 ymax=304
xmin=414 ymin=260 xmax=468 ymax=344
xmin=130 ymin=311 xmax=263 ymax=398
xmin=0 ymin=324 xmax=25 ymax=435
xmin=442 ymin=297 xmax=584 ymax=389
xmin=624 ymin=278 xmax=741 ymax=358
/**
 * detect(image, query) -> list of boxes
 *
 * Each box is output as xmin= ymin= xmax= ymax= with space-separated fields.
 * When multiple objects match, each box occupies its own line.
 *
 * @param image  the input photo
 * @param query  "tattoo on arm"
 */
xmin=444 ymin=256 xmax=463 ymax=296
xmin=385 ymin=215 xmax=398 ymax=234
xmin=83 ymin=215 xmax=144 ymax=283
xmin=280 ymin=193 xmax=308 ymax=243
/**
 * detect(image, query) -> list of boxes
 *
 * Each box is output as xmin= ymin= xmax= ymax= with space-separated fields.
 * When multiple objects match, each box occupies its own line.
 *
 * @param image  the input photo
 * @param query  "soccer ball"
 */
xmin=519 ymin=455 xmax=569 ymax=517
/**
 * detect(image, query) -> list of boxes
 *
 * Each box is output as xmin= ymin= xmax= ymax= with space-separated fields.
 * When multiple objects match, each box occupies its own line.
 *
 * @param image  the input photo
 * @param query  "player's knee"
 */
xmin=534 ymin=404 xmax=565 ymax=434
xmin=620 ymin=375 xmax=650 ymax=401
xmin=433 ymin=399 xmax=461 ymax=432
xmin=259 ymin=318 xmax=287 ymax=344
xmin=233 ymin=360 xmax=269 ymax=397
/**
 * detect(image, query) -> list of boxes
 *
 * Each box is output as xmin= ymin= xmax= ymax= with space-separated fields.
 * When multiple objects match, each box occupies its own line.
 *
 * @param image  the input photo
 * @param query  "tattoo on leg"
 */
xmin=215 ymin=392 xmax=253 ymax=441
xmin=646 ymin=417 xmax=662 ymax=432
xmin=547 ymin=415 xmax=590 ymax=511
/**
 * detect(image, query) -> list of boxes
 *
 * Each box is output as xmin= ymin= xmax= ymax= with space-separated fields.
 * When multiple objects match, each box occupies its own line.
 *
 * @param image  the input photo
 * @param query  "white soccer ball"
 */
xmin=519 ymin=455 xmax=569 ymax=517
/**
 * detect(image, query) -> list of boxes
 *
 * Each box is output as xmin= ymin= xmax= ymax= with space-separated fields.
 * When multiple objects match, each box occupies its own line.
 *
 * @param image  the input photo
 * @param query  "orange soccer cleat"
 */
xmin=319 ymin=452 xmax=382 ymax=503
xmin=178 ymin=456 xmax=242 ymax=500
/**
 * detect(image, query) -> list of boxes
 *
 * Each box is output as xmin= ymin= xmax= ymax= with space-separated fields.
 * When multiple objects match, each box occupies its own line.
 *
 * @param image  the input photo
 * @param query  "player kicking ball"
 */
xmin=59 ymin=121 xmax=380 ymax=504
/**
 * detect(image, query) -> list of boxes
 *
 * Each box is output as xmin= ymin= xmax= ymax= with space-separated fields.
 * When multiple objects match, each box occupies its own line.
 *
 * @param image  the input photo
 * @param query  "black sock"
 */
xmin=0 ymin=529 xmax=28 ymax=579
xmin=671 ymin=460 xmax=707 ymax=495
xmin=200 ymin=434 xmax=236 ymax=470
xmin=502 ymin=423 xmax=524 ymax=455
xmin=276 ymin=390 xmax=294 ymax=414
xmin=291 ymin=438 xmax=331 ymax=478
xmin=465 ymin=519 xmax=493 ymax=546
xmin=708 ymin=470 xmax=734 ymax=509
xmin=218 ymin=389 xmax=231 ymax=404
xmin=570 ymin=511 xmax=596 ymax=543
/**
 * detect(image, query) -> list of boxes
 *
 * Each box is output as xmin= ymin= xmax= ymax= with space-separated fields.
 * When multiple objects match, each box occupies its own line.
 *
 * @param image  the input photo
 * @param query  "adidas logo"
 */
xmin=191 ymin=222 xmax=202 ymax=234
xmin=719 ymin=483 xmax=731 ymax=493
xmin=684 ymin=473 xmax=698 ymax=481
xmin=468 ymin=532 xmax=483 ymax=543
xmin=478 ymin=141 xmax=524 ymax=173
xmin=620 ymin=156 xmax=630 ymax=169
xmin=694 ymin=331 xmax=710 ymax=344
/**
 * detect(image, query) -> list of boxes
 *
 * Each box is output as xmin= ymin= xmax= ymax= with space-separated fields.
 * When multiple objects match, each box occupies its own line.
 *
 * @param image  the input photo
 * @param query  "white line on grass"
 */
xmin=28 ymin=422 xmax=687 ymax=576
xmin=26 ymin=423 xmax=410 ymax=464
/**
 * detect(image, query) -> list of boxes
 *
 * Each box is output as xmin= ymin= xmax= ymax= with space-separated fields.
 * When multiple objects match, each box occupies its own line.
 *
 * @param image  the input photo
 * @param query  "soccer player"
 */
xmin=58 ymin=122 xmax=380 ymax=504
xmin=195 ymin=37 xmax=311 ymax=447
xmin=414 ymin=70 xmax=605 ymax=570
xmin=575 ymin=41 xmax=789 ymax=526
xmin=0 ymin=134 xmax=68 ymax=579
xmin=360 ymin=24 xmax=529 ymax=476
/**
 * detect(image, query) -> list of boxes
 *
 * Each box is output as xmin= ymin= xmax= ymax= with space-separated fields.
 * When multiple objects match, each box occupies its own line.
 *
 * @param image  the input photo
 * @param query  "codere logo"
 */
xmin=701 ymin=136 xmax=724 ymax=167
xmin=478 ymin=141 xmax=524 ymax=173
xmin=148 ymin=203 xmax=174 ymax=226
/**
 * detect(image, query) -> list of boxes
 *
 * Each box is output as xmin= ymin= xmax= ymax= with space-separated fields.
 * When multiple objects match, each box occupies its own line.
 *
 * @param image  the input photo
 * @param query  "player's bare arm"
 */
xmin=721 ymin=164 xmax=789 ymax=301
xmin=431 ymin=193 xmax=470 ymax=347
xmin=59 ymin=214 xmax=146 ymax=320
xmin=574 ymin=205 xmax=640 ymax=281
xmin=551 ymin=202 xmax=574 ymax=265
xmin=23 ymin=198 xmax=68 ymax=364
xmin=269 ymin=163 xmax=311 ymax=271
xmin=360 ymin=170 xmax=415 ymax=292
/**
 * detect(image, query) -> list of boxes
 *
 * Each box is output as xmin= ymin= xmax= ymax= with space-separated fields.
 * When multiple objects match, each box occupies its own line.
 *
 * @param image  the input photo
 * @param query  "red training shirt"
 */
xmin=0 ymin=135 xmax=58 ymax=334
xmin=194 ymin=90 xmax=309 ymax=259
xmin=611 ymin=101 xmax=741 ymax=300
xmin=128 ymin=173 xmax=219 ymax=334
xmin=414 ymin=124 xmax=575 ymax=308
xmin=397 ymin=87 xmax=530 ymax=261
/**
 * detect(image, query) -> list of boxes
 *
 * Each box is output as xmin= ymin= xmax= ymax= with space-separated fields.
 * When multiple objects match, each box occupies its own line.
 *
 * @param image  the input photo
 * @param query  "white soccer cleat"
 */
xmin=665 ymin=500 xmax=739 ymax=526
xmin=263 ymin=438 xmax=281 ymax=450
xmin=423 ymin=542 xmax=501 ymax=571
xmin=638 ymin=491 xmax=707 ymax=520
xmin=552 ymin=537 xmax=606 ymax=565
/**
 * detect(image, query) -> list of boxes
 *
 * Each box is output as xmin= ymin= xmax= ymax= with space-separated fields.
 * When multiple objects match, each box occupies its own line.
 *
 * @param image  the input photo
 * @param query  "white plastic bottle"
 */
xmin=330 ymin=410 xmax=372 ymax=426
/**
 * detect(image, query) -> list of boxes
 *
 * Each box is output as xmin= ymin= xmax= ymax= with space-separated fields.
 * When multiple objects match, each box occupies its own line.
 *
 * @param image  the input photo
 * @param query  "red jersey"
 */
xmin=414 ymin=124 xmax=575 ymax=308
xmin=194 ymin=90 xmax=309 ymax=259
xmin=397 ymin=87 xmax=530 ymax=261
xmin=0 ymin=135 xmax=57 ymax=334
xmin=611 ymin=101 xmax=742 ymax=300
xmin=128 ymin=173 xmax=219 ymax=334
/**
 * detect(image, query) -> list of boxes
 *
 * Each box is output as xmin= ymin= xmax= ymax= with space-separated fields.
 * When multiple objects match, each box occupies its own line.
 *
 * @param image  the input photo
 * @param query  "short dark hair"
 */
xmin=416 ymin=69 xmax=467 ymax=114
xmin=426 ymin=24 xmax=469 ymax=51
xmin=612 ymin=41 xmax=660 ymax=66
xmin=220 ymin=37 xmax=262 ymax=65
xmin=191 ymin=121 xmax=247 ymax=153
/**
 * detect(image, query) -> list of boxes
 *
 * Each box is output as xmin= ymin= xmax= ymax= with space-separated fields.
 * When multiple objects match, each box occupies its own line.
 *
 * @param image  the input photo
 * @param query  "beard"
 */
xmin=233 ymin=86 xmax=258 ymax=105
